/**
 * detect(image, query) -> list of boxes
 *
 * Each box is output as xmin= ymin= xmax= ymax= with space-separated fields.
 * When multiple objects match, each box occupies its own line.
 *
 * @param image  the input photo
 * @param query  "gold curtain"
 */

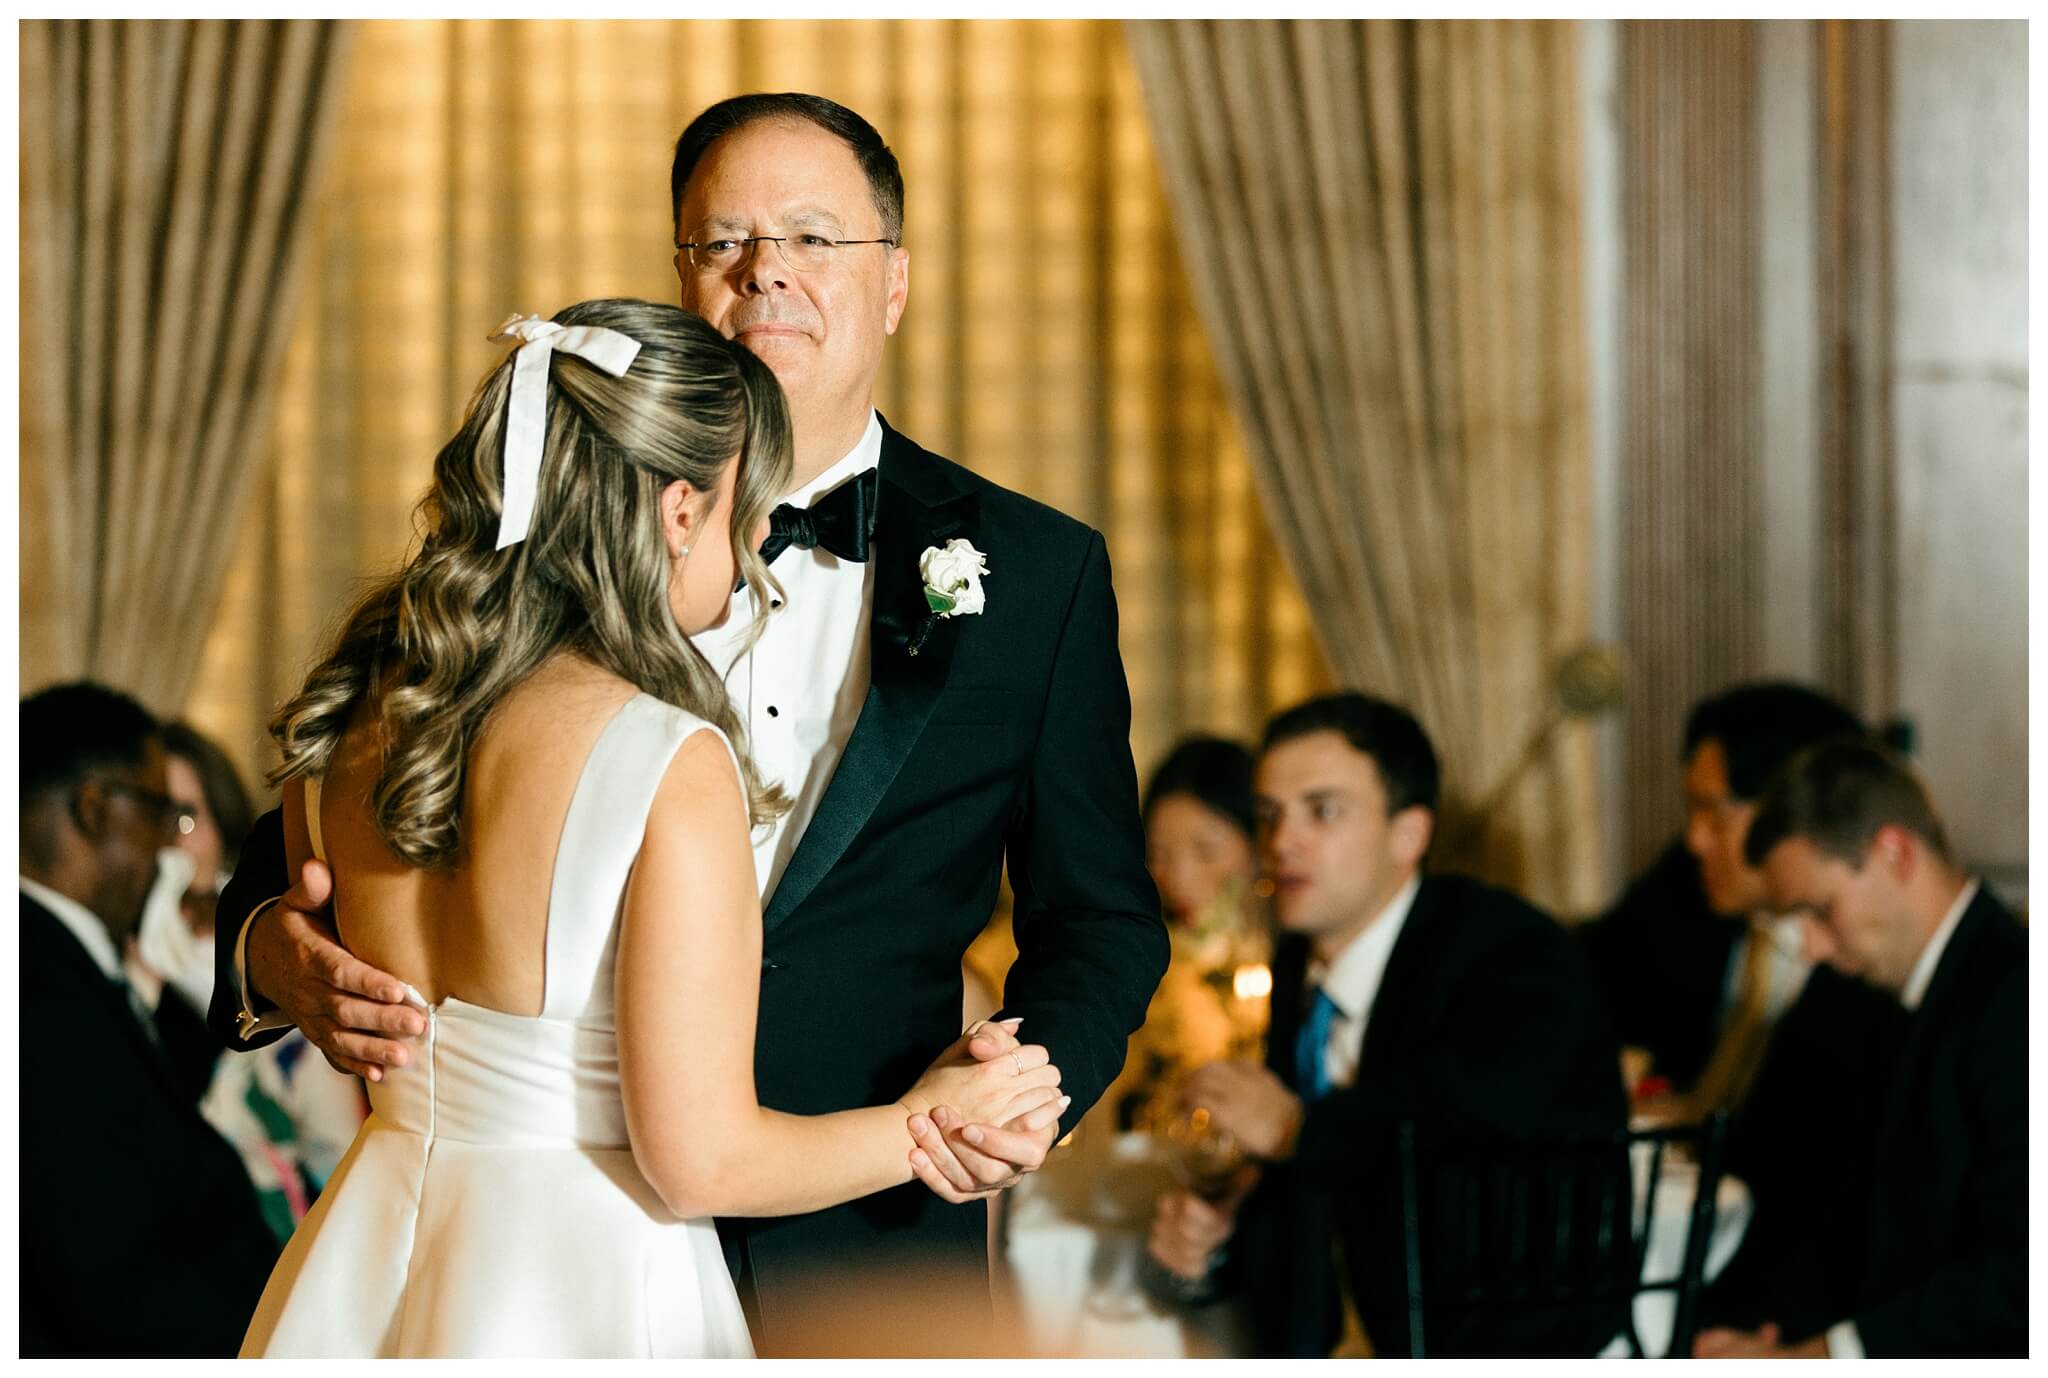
xmin=1618 ymin=22 xmax=1765 ymax=871
xmin=19 ymin=19 xmax=350 ymax=713
xmin=183 ymin=20 xmax=1330 ymax=800
xmin=1126 ymin=19 xmax=1601 ymax=913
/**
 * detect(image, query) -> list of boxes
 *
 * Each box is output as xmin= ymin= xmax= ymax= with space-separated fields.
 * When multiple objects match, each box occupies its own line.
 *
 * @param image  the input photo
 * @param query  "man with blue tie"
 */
xmin=1146 ymin=692 xmax=1627 ymax=1356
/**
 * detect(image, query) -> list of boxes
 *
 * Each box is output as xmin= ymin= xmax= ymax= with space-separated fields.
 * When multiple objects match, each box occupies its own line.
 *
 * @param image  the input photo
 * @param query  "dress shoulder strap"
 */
xmin=538 ymin=694 xmax=751 ymax=1020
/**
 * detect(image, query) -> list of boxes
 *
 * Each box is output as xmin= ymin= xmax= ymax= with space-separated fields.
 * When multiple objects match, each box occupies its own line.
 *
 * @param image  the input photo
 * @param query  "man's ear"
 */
xmin=883 ymin=246 xmax=909 ymax=335
xmin=1871 ymin=823 xmax=1914 ymax=883
xmin=70 ymin=779 xmax=110 ymax=842
xmin=1389 ymin=805 xmax=1434 ymax=869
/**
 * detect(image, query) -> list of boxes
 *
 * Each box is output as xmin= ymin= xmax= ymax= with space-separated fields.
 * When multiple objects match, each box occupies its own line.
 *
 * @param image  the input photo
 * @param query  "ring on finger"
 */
xmin=1008 ymin=1050 xmax=1024 ymax=1076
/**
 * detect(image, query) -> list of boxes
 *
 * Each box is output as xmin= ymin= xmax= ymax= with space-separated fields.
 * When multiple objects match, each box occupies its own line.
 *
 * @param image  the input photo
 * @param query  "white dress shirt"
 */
xmin=1899 ymin=879 xmax=1977 ymax=1013
xmin=691 ymin=410 xmax=881 ymax=899
xmin=23 ymin=875 xmax=164 ymax=1041
xmin=1821 ymin=876 xmax=1979 ymax=1359
xmin=22 ymin=876 xmax=123 ymax=981
xmin=233 ymin=413 xmax=884 ymax=1030
xmin=1724 ymin=914 xmax=1814 ymax=1025
xmin=1306 ymin=873 xmax=1423 ymax=1092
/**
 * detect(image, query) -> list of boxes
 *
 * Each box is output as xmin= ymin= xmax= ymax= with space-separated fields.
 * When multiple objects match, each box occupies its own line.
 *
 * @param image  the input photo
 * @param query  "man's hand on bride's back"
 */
xmin=246 ymin=858 xmax=425 ymax=1082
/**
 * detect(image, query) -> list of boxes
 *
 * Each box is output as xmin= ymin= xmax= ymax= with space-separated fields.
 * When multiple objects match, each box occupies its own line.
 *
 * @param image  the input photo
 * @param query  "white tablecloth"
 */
xmin=1603 ymin=1142 xmax=1753 ymax=1358
xmin=1003 ymin=1130 xmax=1751 ymax=1359
xmin=1000 ymin=1130 xmax=1242 ymax=1358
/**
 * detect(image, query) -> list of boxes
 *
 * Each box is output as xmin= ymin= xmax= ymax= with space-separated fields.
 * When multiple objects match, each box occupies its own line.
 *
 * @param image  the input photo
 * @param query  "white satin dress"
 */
xmin=241 ymin=695 xmax=755 ymax=1357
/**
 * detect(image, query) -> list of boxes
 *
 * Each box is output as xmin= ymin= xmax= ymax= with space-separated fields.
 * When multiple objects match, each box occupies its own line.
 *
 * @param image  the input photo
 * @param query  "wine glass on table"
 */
xmin=1132 ymin=1101 xmax=1254 ymax=1307
xmin=1157 ymin=1105 xmax=1245 ymax=1204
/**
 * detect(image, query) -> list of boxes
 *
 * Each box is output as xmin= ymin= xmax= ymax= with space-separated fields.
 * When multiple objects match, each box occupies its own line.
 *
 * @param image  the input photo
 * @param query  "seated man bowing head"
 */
xmin=1147 ymin=693 xmax=1627 ymax=1357
xmin=1694 ymin=739 xmax=2026 ymax=1359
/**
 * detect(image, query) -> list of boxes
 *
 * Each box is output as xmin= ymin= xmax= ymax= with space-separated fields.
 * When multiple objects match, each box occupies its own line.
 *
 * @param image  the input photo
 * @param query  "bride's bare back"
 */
xmin=289 ymin=654 xmax=640 ymax=1015
xmin=277 ymin=649 xmax=1065 ymax=1222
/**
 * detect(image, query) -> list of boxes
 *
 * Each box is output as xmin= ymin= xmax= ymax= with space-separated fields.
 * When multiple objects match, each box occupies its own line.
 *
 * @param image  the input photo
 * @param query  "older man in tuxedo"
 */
xmin=1147 ymin=693 xmax=1626 ymax=1356
xmin=22 ymin=683 xmax=277 ymax=1355
xmin=1694 ymin=740 xmax=2026 ymax=1358
xmin=210 ymin=92 xmax=1165 ymax=1354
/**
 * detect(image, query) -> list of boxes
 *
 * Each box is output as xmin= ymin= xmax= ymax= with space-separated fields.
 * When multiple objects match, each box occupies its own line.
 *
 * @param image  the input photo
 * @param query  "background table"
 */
xmin=1605 ymin=1141 xmax=1753 ymax=1358
xmin=1003 ymin=1129 xmax=1751 ymax=1359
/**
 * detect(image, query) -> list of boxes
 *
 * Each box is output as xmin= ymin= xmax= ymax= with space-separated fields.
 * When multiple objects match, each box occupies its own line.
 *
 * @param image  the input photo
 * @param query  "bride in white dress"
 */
xmin=238 ymin=301 xmax=1066 ymax=1357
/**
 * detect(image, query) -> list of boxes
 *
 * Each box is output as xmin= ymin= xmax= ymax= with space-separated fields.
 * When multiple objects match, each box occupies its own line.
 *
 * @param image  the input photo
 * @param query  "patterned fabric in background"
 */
xmin=202 ymin=1031 xmax=367 ymax=1244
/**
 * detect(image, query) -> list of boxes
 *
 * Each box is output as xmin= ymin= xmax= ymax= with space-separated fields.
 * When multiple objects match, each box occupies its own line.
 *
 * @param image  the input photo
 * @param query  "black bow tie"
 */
xmin=757 ymin=466 xmax=878 ymax=566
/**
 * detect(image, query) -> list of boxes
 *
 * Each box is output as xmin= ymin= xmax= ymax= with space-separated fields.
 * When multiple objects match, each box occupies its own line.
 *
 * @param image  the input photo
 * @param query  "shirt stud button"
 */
xmin=767 ymin=706 xmax=779 ymax=717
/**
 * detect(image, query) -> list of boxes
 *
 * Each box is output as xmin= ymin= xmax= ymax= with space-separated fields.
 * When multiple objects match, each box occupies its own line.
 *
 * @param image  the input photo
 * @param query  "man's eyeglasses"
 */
xmin=674 ymin=231 xmax=897 ymax=275
xmin=94 ymin=778 xmax=197 ymax=839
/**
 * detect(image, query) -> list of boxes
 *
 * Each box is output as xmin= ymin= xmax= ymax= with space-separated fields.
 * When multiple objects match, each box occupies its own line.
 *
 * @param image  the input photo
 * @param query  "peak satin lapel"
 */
xmin=761 ymin=436 xmax=972 ymax=932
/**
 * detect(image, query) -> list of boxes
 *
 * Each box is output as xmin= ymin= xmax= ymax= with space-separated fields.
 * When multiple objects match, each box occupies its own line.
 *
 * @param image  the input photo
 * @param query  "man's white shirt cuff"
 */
xmin=234 ymin=896 xmax=295 ymax=1041
xmin=1825 ymin=1320 xmax=1864 ymax=1358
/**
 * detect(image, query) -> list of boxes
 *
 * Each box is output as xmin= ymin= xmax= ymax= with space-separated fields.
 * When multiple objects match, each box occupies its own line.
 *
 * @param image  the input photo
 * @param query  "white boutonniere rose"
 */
xmin=920 ymin=539 xmax=990 ymax=617
xmin=910 ymin=539 xmax=989 ymax=656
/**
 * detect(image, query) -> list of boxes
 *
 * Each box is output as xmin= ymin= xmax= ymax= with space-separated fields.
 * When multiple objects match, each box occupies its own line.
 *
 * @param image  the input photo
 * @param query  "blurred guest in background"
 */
xmin=1579 ymin=682 xmax=1905 ymax=1339
xmin=1579 ymin=682 xmax=1870 ymax=1114
xmin=1111 ymin=737 xmax=1267 ymax=1124
xmin=20 ymin=683 xmax=278 ymax=1356
xmin=1145 ymin=736 xmax=1258 ymax=933
xmin=127 ymin=721 xmax=258 ymax=1096
xmin=133 ymin=722 xmax=370 ymax=1245
xmin=1696 ymin=740 xmax=2026 ymax=1358
xmin=1146 ymin=693 xmax=1625 ymax=1357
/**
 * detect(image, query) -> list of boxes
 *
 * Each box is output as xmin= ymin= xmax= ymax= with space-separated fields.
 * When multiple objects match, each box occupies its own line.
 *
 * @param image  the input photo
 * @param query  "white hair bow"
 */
xmin=487 ymin=312 xmax=643 ymax=550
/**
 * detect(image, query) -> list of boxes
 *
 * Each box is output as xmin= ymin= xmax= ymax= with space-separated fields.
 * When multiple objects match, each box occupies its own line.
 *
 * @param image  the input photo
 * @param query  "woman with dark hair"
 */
xmin=1143 ymin=737 xmax=1257 ymax=935
xmin=1124 ymin=737 xmax=1268 ymax=1101
xmin=240 ymin=301 xmax=1066 ymax=1357
xmin=132 ymin=723 xmax=255 ymax=1020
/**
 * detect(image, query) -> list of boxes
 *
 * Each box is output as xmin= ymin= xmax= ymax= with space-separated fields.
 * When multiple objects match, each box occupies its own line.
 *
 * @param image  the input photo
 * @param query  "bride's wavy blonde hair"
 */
xmin=270 ymin=298 xmax=793 ymax=867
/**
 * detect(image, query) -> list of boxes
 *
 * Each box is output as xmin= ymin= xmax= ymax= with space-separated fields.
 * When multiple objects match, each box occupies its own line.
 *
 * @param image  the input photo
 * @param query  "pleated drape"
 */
xmin=1128 ymin=19 xmax=1601 ymax=911
xmin=19 ymin=19 xmax=349 ymax=712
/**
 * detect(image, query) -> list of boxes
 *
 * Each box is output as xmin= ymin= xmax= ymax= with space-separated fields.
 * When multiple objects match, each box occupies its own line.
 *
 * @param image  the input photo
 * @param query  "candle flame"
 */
xmin=1233 ymin=964 xmax=1272 ymax=1000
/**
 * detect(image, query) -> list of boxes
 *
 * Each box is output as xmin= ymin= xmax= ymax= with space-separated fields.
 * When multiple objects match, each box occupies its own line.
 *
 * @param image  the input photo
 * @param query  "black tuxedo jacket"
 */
xmin=210 ymin=419 xmax=1166 ymax=1349
xmin=1227 ymin=873 xmax=1628 ymax=1357
xmin=1845 ymin=884 xmax=2026 ymax=1357
xmin=1704 ymin=963 xmax=1906 ymax=1338
xmin=24 ymin=894 xmax=279 ymax=1356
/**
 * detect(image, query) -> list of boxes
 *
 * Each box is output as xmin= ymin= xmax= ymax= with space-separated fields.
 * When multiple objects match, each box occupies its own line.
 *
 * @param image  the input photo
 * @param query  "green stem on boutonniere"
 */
xmin=910 ymin=586 xmax=958 ymax=658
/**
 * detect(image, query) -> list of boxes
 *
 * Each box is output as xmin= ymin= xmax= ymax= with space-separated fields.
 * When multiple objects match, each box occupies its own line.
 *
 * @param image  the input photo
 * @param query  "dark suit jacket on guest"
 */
xmin=1703 ymin=964 xmax=1906 ymax=1338
xmin=1227 ymin=873 xmax=1629 ymax=1357
xmin=210 ymin=418 xmax=1167 ymax=1353
xmin=23 ymin=894 xmax=279 ymax=1356
xmin=151 ymin=982 xmax=225 ymax=1105
xmin=1575 ymin=839 xmax=1738 ymax=1095
xmin=1843 ymin=884 xmax=2027 ymax=1357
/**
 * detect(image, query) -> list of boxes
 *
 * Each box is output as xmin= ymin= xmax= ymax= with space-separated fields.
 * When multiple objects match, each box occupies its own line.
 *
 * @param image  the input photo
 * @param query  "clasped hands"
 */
xmin=246 ymin=858 xmax=1067 ymax=1205
xmin=898 ymin=1018 xmax=1069 ymax=1204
